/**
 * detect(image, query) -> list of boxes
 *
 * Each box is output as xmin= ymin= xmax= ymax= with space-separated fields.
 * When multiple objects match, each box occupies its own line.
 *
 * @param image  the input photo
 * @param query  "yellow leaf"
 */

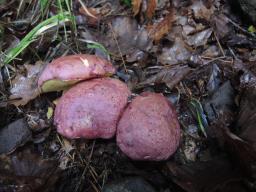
xmin=132 ymin=0 xmax=142 ymax=16
xmin=47 ymin=107 xmax=54 ymax=119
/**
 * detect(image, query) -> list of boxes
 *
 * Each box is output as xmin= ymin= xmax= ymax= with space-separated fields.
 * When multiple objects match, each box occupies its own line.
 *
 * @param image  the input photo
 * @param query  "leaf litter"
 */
xmin=0 ymin=0 xmax=256 ymax=191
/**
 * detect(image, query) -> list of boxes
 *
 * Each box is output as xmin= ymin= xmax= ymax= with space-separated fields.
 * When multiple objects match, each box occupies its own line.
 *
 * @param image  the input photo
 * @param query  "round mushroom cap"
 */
xmin=38 ymin=54 xmax=116 ymax=92
xmin=117 ymin=92 xmax=180 ymax=161
xmin=54 ymin=78 xmax=131 ymax=139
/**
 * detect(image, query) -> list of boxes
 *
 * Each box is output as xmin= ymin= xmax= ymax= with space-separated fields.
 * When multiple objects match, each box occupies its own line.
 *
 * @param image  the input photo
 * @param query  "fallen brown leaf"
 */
xmin=0 ymin=148 xmax=59 ymax=192
xmin=9 ymin=62 xmax=43 ymax=106
xmin=167 ymin=156 xmax=248 ymax=192
xmin=190 ymin=0 xmax=215 ymax=21
xmin=146 ymin=0 xmax=157 ymax=19
xmin=103 ymin=16 xmax=152 ymax=56
xmin=132 ymin=0 xmax=142 ymax=16
xmin=0 ymin=119 xmax=32 ymax=154
xmin=147 ymin=10 xmax=175 ymax=42
xmin=138 ymin=65 xmax=191 ymax=89
xmin=79 ymin=6 xmax=100 ymax=26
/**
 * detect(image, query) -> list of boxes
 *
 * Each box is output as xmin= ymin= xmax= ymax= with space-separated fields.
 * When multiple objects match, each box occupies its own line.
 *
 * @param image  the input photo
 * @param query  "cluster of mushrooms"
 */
xmin=38 ymin=54 xmax=181 ymax=161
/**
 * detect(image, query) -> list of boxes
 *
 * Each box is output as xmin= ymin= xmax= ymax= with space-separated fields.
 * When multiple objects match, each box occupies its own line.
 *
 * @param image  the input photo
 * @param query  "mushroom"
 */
xmin=54 ymin=78 xmax=131 ymax=139
xmin=117 ymin=92 xmax=180 ymax=161
xmin=38 ymin=54 xmax=116 ymax=92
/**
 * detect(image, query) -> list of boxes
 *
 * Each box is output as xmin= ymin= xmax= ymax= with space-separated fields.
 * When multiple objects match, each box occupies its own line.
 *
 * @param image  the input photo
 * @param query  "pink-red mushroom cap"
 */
xmin=117 ymin=92 xmax=180 ymax=161
xmin=38 ymin=54 xmax=116 ymax=92
xmin=54 ymin=78 xmax=131 ymax=139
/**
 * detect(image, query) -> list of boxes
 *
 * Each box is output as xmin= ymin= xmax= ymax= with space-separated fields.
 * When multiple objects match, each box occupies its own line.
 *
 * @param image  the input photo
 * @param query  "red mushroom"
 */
xmin=54 ymin=78 xmax=131 ymax=139
xmin=38 ymin=54 xmax=116 ymax=92
xmin=117 ymin=92 xmax=180 ymax=161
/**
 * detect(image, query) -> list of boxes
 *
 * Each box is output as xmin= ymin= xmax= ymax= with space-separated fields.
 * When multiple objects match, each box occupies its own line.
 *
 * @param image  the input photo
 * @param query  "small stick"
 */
xmin=109 ymin=23 xmax=127 ymax=73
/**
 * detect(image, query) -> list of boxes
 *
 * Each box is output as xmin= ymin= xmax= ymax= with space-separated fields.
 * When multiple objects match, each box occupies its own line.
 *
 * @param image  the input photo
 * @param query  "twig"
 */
xmin=214 ymin=31 xmax=225 ymax=57
xmin=226 ymin=17 xmax=256 ymax=38
xmin=78 ymin=0 xmax=97 ymax=19
xmin=108 ymin=23 xmax=127 ymax=73
xmin=75 ymin=140 xmax=96 ymax=192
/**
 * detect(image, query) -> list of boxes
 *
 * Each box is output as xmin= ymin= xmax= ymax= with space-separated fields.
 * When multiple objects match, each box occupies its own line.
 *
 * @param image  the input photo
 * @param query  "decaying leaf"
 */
xmin=0 ymin=149 xmax=59 ymax=192
xmin=0 ymin=118 xmax=32 ymax=154
xmin=203 ymin=81 xmax=235 ymax=124
xmin=9 ymin=62 xmax=43 ymax=106
xmin=103 ymin=16 xmax=152 ymax=56
xmin=138 ymin=65 xmax=191 ymax=89
xmin=132 ymin=0 xmax=142 ymax=16
xmin=238 ymin=88 xmax=256 ymax=148
xmin=186 ymin=28 xmax=213 ymax=47
xmin=147 ymin=10 xmax=175 ymax=42
xmin=204 ymin=83 xmax=256 ymax=179
xmin=211 ymin=14 xmax=233 ymax=40
xmin=158 ymin=37 xmax=192 ymax=65
xmin=167 ymin=157 xmax=248 ymax=192
xmin=146 ymin=0 xmax=157 ymax=19
xmin=222 ymin=125 xmax=256 ymax=179
xmin=190 ymin=0 xmax=215 ymax=21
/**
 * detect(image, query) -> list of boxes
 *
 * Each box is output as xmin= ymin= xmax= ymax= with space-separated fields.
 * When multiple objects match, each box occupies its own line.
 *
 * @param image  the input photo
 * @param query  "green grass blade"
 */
xmin=86 ymin=41 xmax=109 ymax=56
xmin=3 ymin=12 xmax=73 ymax=65
xmin=189 ymin=98 xmax=208 ymax=138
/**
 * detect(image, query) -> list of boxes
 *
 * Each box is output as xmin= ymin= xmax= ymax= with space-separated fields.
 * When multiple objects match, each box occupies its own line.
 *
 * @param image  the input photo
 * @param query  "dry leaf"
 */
xmin=9 ymin=62 xmax=43 ymax=106
xmin=138 ymin=65 xmax=191 ymax=89
xmin=148 ymin=10 xmax=175 ymax=42
xmin=146 ymin=0 xmax=157 ymax=19
xmin=132 ymin=0 xmax=142 ymax=16
xmin=79 ymin=7 xmax=100 ymax=25
xmin=190 ymin=0 xmax=215 ymax=21
xmin=103 ymin=16 xmax=152 ymax=56
xmin=158 ymin=37 xmax=192 ymax=65
xmin=186 ymin=28 xmax=213 ymax=47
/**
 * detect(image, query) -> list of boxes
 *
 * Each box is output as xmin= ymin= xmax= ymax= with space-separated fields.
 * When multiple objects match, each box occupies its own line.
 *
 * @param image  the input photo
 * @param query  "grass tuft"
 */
xmin=2 ymin=12 xmax=73 ymax=65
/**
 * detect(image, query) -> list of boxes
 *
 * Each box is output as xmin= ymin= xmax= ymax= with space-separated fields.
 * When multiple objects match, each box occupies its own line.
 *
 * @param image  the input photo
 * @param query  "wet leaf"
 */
xmin=138 ymin=65 xmax=191 ymax=89
xmin=167 ymin=157 xmax=248 ymax=192
xmin=237 ymin=87 xmax=256 ymax=151
xmin=203 ymin=81 xmax=235 ymax=124
xmin=9 ymin=62 xmax=43 ymax=106
xmin=132 ymin=0 xmax=142 ymax=16
xmin=211 ymin=118 xmax=256 ymax=180
xmin=0 ymin=149 xmax=59 ymax=192
xmin=222 ymin=125 xmax=256 ymax=179
xmin=0 ymin=118 xmax=32 ymax=154
xmin=146 ymin=0 xmax=157 ymax=19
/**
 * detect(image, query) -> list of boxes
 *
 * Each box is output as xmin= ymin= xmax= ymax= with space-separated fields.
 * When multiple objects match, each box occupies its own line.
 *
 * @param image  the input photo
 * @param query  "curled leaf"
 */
xmin=146 ymin=0 xmax=157 ymax=19
xmin=147 ymin=10 xmax=175 ymax=42
xmin=9 ymin=62 xmax=43 ymax=106
xmin=132 ymin=0 xmax=142 ymax=16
